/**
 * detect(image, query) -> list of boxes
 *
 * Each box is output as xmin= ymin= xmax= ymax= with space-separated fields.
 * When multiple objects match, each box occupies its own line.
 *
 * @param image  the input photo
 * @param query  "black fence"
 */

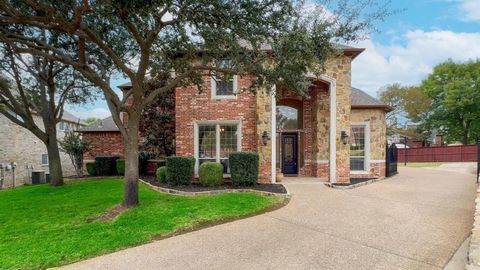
xmin=386 ymin=143 xmax=398 ymax=177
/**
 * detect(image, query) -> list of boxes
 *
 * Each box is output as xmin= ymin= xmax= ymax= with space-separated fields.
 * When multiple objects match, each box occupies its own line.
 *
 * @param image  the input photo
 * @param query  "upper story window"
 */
xmin=211 ymin=60 xmax=237 ymax=99
xmin=41 ymin=154 xmax=49 ymax=166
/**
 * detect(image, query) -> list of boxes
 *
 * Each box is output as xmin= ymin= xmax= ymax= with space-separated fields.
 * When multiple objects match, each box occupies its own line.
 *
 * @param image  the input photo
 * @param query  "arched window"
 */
xmin=276 ymin=100 xmax=303 ymax=130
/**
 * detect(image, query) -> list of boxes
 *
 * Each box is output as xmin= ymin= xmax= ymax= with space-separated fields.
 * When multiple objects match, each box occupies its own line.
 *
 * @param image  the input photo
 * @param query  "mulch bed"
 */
xmin=330 ymin=177 xmax=377 ymax=187
xmin=142 ymin=176 xmax=287 ymax=194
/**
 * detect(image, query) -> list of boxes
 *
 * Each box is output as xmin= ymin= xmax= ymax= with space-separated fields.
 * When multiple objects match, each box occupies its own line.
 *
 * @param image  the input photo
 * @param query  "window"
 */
xmin=211 ymin=60 xmax=237 ymax=99
xmin=58 ymin=121 xmax=70 ymax=131
xmin=41 ymin=154 xmax=49 ymax=166
xmin=350 ymin=125 xmax=367 ymax=171
xmin=276 ymin=106 xmax=301 ymax=129
xmin=197 ymin=123 xmax=240 ymax=173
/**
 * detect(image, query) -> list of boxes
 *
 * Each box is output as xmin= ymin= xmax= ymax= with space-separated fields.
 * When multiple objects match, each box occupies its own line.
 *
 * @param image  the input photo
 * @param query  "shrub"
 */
xmin=116 ymin=159 xmax=125 ymax=175
xmin=229 ymin=152 xmax=259 ymax=186
xmin=156 ymin=166 xmax=167 ymax=183
xmin=86 ymin=162 xmax=96 ymax=176
xmin=199 ymin=162 xmax=223 ymax=187
xmin=94 ymin=156 xmax=119 ymax=176
xmin=157 ymin=160 xmax=166 ymax=168
xmin=165 ymin=156 xmax=195 ymax=185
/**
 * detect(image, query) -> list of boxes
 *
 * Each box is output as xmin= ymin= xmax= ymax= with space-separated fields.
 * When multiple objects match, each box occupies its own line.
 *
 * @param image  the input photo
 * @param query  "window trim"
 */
xmin=210 ymin=74 xmax=238 ymax=100
xmin=350 ymin=122 xmax=370 ymax=172
xmin=194 ymin=120 xmax=242 ymax=174
xmin=41 ymin=154 xmax=49 ymax=166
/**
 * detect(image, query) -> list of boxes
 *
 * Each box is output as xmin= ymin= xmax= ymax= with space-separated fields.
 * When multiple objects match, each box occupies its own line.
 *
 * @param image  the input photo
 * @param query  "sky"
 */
xmin=66 ymin=0 xmax=480 ymax=120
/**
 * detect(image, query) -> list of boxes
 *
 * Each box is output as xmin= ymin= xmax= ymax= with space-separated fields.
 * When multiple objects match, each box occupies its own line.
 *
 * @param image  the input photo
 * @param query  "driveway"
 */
xmin=60 ymin=167 xmax=476 ymax=270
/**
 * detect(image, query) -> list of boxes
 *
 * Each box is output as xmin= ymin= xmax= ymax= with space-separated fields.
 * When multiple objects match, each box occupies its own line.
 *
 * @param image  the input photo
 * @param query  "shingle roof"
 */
xmin=79 ymin=116 xmax=119 ymax=132
xmin=351 ymin=87 xmax=392 ymax=111
xmin=61 ymin=111 xmax=83 ymax=124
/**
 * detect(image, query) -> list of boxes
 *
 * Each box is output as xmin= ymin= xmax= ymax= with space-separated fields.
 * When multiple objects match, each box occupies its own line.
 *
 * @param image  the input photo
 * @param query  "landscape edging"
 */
xmin=467 ymin=184 xmax=480 ymax=269
xmin=139 ymin=179 xmax=291 ymax=199
xmin=324 ymin=176 xmax=387 ymax=189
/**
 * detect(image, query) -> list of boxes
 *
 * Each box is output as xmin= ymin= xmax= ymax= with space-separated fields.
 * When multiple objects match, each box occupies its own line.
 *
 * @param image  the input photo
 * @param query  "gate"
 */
xmin=386 ymin=143 xmax=398 ymax=177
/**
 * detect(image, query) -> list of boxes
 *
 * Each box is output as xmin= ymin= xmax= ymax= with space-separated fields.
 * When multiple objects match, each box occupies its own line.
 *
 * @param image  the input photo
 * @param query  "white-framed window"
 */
xmin=350 ymin=123 xmax=370 ymax=171
xmin=41 ymin=154 xmax=49 ymax=166
xmin=211 ymin=60 xmax=237 ymax=99
xmin=194 ymin=121 xmax=241 ymax=174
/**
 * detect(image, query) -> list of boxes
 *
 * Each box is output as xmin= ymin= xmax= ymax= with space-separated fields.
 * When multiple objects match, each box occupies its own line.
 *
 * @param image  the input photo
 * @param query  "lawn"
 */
xmin=399 ymin=162 xmax=443 ymax=167
xmin=0 ymin=178 xmax=282 ymax=270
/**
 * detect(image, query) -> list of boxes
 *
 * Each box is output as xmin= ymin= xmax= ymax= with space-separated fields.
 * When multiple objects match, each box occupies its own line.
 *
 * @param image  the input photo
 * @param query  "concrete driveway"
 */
xmin=60 ymin=167 xmax=476 ymax=270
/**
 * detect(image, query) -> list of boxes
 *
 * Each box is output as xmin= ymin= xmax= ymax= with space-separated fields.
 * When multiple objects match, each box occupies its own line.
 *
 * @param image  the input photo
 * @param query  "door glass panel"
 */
xmin=350 ymin=125 xmax=366 ymax=170
xmin=284 ymin=137 xmax=294 ymax=162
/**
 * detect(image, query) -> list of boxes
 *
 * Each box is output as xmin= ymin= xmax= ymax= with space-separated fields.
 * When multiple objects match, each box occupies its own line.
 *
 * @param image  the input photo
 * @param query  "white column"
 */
xmin=271 ymin=84 xmax=277 ymax=183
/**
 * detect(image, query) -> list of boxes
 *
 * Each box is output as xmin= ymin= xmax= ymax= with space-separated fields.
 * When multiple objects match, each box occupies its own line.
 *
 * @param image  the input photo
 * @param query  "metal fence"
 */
xmin=397 ymin=145 xmax=478 ymax=163
xmin=386 ymin=143 xmax=398 ymax=177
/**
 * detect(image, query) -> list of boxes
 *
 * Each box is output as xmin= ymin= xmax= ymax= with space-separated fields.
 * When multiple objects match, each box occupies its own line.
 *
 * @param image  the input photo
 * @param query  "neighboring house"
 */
xmin=0 ymin=111 xmax=84 ymax=187
xmin=81 ymin=44 xmax=392 ymax=184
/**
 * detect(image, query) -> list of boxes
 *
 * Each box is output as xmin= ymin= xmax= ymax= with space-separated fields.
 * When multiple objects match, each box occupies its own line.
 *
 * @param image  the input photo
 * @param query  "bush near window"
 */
xmin=165 ymin=156 xmax=195 ymax=185
xmin=157 ymin=160 xmax=166 ymax=168
xmin=199 ymin=162 xmax=224 ymax=187
xmin=116 ymin=160 xmax=125 ymax=175
xmin=94 ymin=156 xmax=119 ymax=176
xmin=229 ymin=152 xmax=259 ymax=186
xmin=86 ymin=162 xmax=96 ymax=176
xmin=156 ymin=166 xmax=167 ymax=183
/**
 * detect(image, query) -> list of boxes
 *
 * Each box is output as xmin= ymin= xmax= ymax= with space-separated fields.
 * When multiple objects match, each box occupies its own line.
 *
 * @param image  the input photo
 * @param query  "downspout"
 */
xmin=271 ymin=84 xmax=277 ymax=183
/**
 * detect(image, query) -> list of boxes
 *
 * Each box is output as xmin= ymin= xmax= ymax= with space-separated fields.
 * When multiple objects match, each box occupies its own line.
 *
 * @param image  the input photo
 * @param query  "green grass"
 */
xmin=0 ymin=178 xmax=281 ymax=269
xmin=399 ymin=162 xmax=443 ymax=167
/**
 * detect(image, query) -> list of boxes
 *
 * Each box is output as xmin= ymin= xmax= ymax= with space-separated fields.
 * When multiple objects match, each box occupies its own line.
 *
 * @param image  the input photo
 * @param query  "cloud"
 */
xmin=459 ymin=0 xmax=480 ymax=22
xmin=70 ymin=108 xmax=111 ymax=120
xmin=352 ymin=30 xmax=480 ymax=96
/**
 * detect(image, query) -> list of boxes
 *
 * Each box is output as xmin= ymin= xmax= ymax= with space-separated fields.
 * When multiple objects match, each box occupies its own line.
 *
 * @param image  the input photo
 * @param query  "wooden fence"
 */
xmin=397 ymin=144 xmax=478 ymax=162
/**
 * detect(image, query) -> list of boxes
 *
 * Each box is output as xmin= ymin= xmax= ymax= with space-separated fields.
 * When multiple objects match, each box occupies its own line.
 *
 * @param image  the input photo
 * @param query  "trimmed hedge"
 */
xmin=229 ymin=152 xmax=259 ymax=186
xmin=94 ymin=156 xmax=119 ymax=176
xmin=116 ymin=159 xmax=125 ymax=175
xmin=199 ymin=162 xmax=223 ymax=187
xmin=156 ymin=166 xmax=167 ymax=183
xmin=157 ymin=160 xmax=166 ymax=168
xmin=86 ymin=162 xmax=96 ymax=176
xmin=165 ymin=156 xmax=195 ymax=186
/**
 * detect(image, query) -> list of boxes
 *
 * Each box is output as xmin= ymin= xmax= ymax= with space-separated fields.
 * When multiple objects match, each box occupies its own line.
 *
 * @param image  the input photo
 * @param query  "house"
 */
xmin=0 ymin=111 xmax=84 ymax=187
xmin=81 ymin=44 xmax=392 ymax=184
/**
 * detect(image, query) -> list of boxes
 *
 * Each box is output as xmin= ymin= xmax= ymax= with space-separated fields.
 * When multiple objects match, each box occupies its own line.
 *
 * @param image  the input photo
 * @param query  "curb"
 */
xmin=324 ymin=177 xmax=387 ymax=190
xmin=139 ymin=179 xmax=291 ymax=199
xmin=467 ymin=183 xmax=480 ymax=269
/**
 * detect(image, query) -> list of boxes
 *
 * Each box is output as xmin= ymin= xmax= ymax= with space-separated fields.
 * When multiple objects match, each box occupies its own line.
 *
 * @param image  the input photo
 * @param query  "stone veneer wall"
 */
xmin=322 ymin=56 xmax=352 ymax=183
xmin=255 ymin=89 xmax=273 ymax=183
xmin=350 ymin=109 xmax=387 ymax=178
xmin=0 ymin=114 xmax=76 ymax=187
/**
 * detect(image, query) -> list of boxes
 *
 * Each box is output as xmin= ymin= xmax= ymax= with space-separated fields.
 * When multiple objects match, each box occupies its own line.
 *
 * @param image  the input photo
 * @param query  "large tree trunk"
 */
xmin=463 ymin=130 xmax=469 ymax=145
xmin=122 ymin=123 xmax=140 ymax=208
xmin=46 ymin=133 xmax=64 ymax=186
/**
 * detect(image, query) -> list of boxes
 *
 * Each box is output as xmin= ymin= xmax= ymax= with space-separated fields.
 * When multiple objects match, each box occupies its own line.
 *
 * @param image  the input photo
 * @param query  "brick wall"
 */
xmin=83 ymin=132 xmax=124 ymax=161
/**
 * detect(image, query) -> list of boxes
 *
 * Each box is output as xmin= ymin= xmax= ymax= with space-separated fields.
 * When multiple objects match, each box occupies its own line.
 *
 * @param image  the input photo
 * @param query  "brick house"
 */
xmin=81 ymin=44 xmax=391 ymax=184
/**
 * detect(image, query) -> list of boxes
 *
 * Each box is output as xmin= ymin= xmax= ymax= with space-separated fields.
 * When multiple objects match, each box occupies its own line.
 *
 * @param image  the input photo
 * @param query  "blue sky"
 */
xmin=67 ymin=0 xmax=480 ymax=120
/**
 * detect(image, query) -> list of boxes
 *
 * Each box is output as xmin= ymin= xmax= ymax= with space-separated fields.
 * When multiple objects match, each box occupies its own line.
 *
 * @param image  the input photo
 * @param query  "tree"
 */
xmin=59 ymin=131 xmax=90 ymax=177
xmin=378 ymin=83 xmax=431 ymax=135
xmin=0 ymin=43 xmax=95 ymax=186
xmin=0 ymin=0 xmax=390 ymax=207
xmin=420 ymin=60 xmax=480 ymax=144
xmin=139 ymin=89 xmax=175 ymax=158
xmin=84 ymin=117 xmax=98 ymax=125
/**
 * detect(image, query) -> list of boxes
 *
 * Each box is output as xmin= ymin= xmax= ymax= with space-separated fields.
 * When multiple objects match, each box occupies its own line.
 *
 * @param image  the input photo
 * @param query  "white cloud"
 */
xmin=71 ymin=108 xmax=111 ymax=120
xmin=352 ymin=30 xmax=480 ymax=97
xmin=459 ymin=0 xmax=480 ymax=22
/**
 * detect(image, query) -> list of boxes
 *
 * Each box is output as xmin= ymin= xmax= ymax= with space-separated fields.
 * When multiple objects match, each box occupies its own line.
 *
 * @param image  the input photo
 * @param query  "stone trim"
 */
xmin=467 ymin=185 xmax=480 ymax=269
xmin=139 ymin=179 xmax=291 ymax=199
xmin=325 ymin=176 xmax=387 ymax=189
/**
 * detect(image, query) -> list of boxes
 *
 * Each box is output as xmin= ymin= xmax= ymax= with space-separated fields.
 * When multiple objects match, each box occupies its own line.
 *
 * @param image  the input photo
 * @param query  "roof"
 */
xmin=61 ymin=111 xmax=84 ymax=124
xmin=79 ymin=116 xmax=119 ymax=132
xmin=351 ymin=87 xmax=392 ymax=111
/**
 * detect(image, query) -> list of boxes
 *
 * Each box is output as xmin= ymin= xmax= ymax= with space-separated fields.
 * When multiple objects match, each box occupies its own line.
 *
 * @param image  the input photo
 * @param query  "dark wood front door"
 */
xmin=281 ymin=133 xmax=298 ymax=175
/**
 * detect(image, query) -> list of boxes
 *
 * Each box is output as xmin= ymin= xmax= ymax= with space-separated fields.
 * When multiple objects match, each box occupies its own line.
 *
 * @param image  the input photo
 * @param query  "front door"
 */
xmin=281 ymin=133 xmax=298 ymax=175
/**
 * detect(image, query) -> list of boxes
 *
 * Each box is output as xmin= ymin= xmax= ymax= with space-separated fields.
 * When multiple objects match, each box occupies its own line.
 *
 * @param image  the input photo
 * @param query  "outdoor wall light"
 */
xmin=341 ymin=131 xmax=349 ymax=145
xmin=262 ymin=131 xmax=270 ymax=146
